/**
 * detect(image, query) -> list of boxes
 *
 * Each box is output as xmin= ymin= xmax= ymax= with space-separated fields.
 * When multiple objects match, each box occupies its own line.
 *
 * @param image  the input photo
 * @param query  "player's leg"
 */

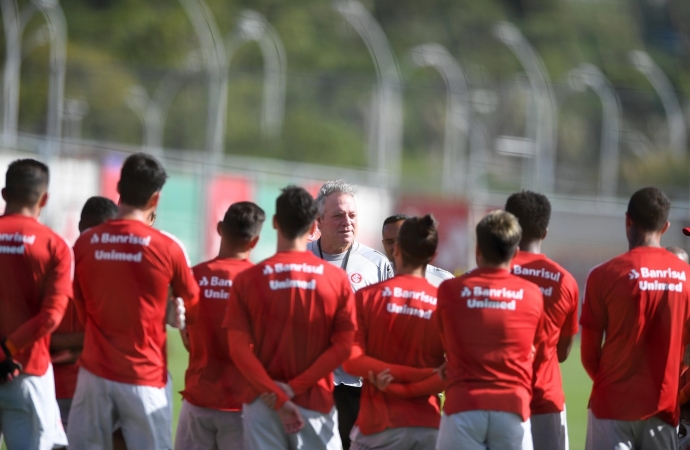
xmin=636 ymin=416 xmax=678 ymax=450
xmin=213 ymin=410 xmax=244 ymax=450
xmin=242 ymin=398 xmax=290 ymax=450
xmin=585 ymin=409 xmax=634 ymax=450
xmin=333 ymin=384 xmax=360 ymax=449
xmin=173 ymin=400 xmax=217 ymax=450
xmin=290 ymin=405 xmax=341 ymax=450
xmin=67 ymin=367 xmax=116 ymax=450
xmin=350 ymin=426 xmax=437 ymax=450
xmin=112 ymin=379 xmax=171 ymax=450
xmin=435 ymin=411 xmax=488 ymax=450
xmin=531 ymin=410 xmax=567 ymax=450
xmin=486 ymin=411 xmax=532 ymax=450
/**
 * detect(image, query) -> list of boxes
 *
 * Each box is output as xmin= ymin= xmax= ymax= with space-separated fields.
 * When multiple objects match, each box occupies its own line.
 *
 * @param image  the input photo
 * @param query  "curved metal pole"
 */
xmin=178 ymin=0 xmax=228 ymax=157
xmin=35 ymin=0 xmax=67 ymax=158
xmin=1 ymin=0 xmax=21 ymax=148
xmin=126 ymin=85 xmax=164 ymax=155
xmin=226 ymin=10 xmax=286 ymax=138
xmin=410 ymin=43 xmax=469 ymax=195
xmin=493 ymin=21 xmax=557 ymax=193
xmin=568 ymin=63 xmax=621 ymax=198
xmin=333 ymin=0 xmax=402 ymax=180
xmin=629 ymin=50 xmax=686 ymax=157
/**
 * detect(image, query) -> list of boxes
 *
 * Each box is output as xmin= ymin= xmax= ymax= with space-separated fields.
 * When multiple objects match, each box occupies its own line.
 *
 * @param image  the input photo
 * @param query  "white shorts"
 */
xmin=350 ymin=425 xmax=437 ymax=450
xmin=242 ymin=398 xmax=341 ymax=450
xmin=0 ymin=364 xmax=68 ymax=450
xmin=585 ymin=409 xmax=678 ymax=450
xmin=436 ymin=410 xmax=533 ymax=450
xmin=66 ymin=367 xmax=172 ymax=450
xmin=174 ymin=400 xmax=243 ymax=450
xmin=531 ymin=406 xmax=569 ymax=450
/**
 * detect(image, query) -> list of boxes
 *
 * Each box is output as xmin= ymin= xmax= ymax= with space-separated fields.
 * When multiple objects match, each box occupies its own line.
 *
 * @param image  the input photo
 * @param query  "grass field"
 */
xmin=0 ymin=333 xmax=592 ymax=450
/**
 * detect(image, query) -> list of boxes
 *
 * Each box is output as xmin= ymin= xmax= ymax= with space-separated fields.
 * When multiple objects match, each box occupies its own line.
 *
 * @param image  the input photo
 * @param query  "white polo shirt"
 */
xmin=425 ymin=265 xmax=454 ymax=287
xmin=308 ymin=240 xmax=393 ymax=386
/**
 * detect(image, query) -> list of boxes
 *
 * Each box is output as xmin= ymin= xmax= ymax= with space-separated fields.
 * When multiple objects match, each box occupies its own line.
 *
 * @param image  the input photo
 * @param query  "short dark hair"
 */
xmin=398 ymin=214 xmax=438 ymax=267
xmin=79 ymin=196 xmax=118 ymax=232
xmin=476 ymin=210 xmax=522 ymax=265
xmin=505 ymin=191 xmax=551 ymax=242
xmin=4 ymin=159 xmax=49 ymax=206
xmin=117 ymin=153 xmax=168 ymax=208
xmin=627 ymin=187 xmax=670 ymax=232
xmin=221 ymin=201 xmax=266 ymax=242
xmin=382 ymin=214 xmax=411 ymax=232
xmin=275 ymin=185 xmax=318 ymax=240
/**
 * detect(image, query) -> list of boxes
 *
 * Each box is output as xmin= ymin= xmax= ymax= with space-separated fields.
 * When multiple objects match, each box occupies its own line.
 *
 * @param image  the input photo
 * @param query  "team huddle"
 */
xmin=0 ymin=153 xmax=688 ymax=450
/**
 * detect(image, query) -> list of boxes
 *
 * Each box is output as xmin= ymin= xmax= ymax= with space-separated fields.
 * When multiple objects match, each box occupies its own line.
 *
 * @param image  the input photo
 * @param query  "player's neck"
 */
xmin=477 ymin=261 xmax=512 ymax=271
xmin=277 ymin=233 xmax=309 ymax=253
xmin=628 ymin=230 xmax=662 ymax=250
xmin=3 ymin=203 xmax=41 ymax=218
xmin=518 ymin=240 xmax=542 ymax=254
xmin=217 ymin=244 xmax=250 ymax=260
xmin=116 ymin=205 xmax=153 ymax=224
xmin=396 ymin=264 xmax=426 ymax=278
xmin=320 ymin=239 xmax=352 ymax=255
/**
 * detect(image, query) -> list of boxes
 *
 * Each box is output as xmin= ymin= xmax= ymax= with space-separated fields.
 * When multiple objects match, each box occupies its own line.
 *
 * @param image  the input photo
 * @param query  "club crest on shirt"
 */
xmin=350 ymin=272 xmax=363 ymax=284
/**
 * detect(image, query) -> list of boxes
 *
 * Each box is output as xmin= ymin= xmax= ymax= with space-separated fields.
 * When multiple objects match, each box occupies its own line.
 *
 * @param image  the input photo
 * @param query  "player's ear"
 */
xmin=660 ymin=221 xmax=671 ymax=235
xmin=216 ymin=221 xmax=223 ymax=238
xmin=272 ymin=215 xmax=278 ymax=230
xmin=309 ymin=220 xmax=318 ymax=235
xmin=542 ymin=228 xmax=548 ymax=240
xmin=1 ymin=188 xmax=6 ymax=201
xmin=248 ymin=235 xmax=260 ymax=249
xmin=38 ymin=191 xmax=49 ymax=208
xmin=474 ymin=245 xmax=482 ymax=266
xmin=148 ymin=191 xmax=161 ymax=209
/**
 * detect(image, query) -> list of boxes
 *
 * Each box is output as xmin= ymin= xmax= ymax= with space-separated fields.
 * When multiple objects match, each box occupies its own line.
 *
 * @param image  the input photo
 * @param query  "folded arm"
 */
xmin=383 ymin=374 xmax=445 ymax=399
xmin=6 ymin=294 xmax=69 ymax=354
xmin=581 ymin=327 xmax=604 ymax=381
xmin=342 ymin=345 xmax=435 ymax=383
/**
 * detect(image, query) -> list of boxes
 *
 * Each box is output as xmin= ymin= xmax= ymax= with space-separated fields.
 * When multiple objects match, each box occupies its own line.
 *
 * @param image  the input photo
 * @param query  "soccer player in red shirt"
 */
xmin=0 ymin=159 xmax=72 ymax=449
xmin=505 ymin=191 xmax=579 ymax=450
xmin=436 ymin=210 xmax=545 ymax=450
xmin=68 ymin=153 xmax=199 ymax=450
xmin=342 ymin=214 xmax=446 ymax=449
xmin=51 ymin=196 xmax=118 ymax=432
xmin=224 ymin=185 xmax=356 ymax=450
xmin=581 ymin=187 xmax=690 ymax=449
xmin=175 ymin=201 xmax=265 ymax=450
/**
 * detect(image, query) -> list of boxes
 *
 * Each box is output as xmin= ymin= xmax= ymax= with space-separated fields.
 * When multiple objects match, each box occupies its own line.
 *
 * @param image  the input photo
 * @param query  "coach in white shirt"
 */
xmin=307 ymin=180 xmax=393 ymax=449
xmin=381 ymin=213 xmax=454 ymax=287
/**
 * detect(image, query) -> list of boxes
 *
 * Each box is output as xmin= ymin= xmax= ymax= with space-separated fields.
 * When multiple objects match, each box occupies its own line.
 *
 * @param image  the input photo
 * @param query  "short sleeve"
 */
xmin=381 ymin=260 xmax=394 ymax=281
xmin=166 ymin=235 xmax=199 ymax=302
xmin=560 ymin=276 xmax=580 ymax=337
xmin=580 ymin=269 xmax=606 ymax=332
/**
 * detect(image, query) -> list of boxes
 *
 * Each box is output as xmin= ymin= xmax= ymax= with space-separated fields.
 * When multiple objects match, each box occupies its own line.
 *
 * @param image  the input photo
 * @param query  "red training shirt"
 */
xmin=0 ymin=214 xmax=73 ymax=376
xmin=352 ymin=275 xmax=445 ymax=435
xmin=437 ymin=267 xmax=545 ymax=421
xmin=224 ymin=250 xmax=356 ymax=413
xmin=182 ymin=257 xmax=253 ymax=411
xmin=511 ymin=251 xmax=579 ymax=414
xmin=73 ymin=219 xmax=199 ymax=387
xmin=52 ymin=299 xmax=83 ymax=398
xmin=580 ymin=246 xmax=690 ymax=426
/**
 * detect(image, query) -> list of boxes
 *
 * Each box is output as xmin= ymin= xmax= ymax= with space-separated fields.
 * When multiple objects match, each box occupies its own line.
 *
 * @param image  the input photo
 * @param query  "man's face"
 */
xmin=381 ymin=220 xmax=404 ymax=261
xmin=319 ymin=193 xmax=357 ymax=252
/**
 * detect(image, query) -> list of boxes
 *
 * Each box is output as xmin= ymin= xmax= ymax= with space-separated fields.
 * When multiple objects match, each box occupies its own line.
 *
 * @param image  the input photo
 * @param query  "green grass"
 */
xmin=0 ymin=334 xmax=592 ymax=450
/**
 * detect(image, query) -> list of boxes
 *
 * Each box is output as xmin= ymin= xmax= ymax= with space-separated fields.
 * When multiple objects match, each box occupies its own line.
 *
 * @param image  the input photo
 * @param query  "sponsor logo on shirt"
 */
xmin=467 ymin=298 xmax=517 ymax=310
xmin=638 ymin=280 xmax=683 ymax=292
xmin=199 ymin=276 xmax=232 ymax=298
xmin=269 ymin=278 xmax=317 ymax=290
xmin=203 ymin=288 xmax=230 ymax=299
xmin=381 ymin=285 xmax=437 ymax=305
xmin=512 ymin=265 xmax=561 ymax=282
xmin=90 ymin=233 xmax=151 ymax=246
xmin=263 ymin=263 xmax=324 ymax=275
xmin=0 ymin=232 xmax=36 ymax=244
xmin=386 ymin=302 xmax=433 ymax=319
xmin=0 ymin=244 xmax=24 ymax=254
xmin=350 ymin=272 xmax=363 ymax=284
xmin=472 ymin=286 xmax=524 ymax=300
xmin=629 ymin=267 xmax=686 ymax=291
xmin=94 ymin=250 xmax=142 ymax=262
xmin=539 ymin=286 xmax=553 ymax=297
xmin=639 ymin=267 xmax=686 ymax=281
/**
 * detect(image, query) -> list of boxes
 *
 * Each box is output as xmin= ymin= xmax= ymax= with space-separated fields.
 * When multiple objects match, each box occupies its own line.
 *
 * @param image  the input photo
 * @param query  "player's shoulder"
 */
xmin=352 ymin=241 xmax=391 ymax=268
xmin=426 ymin=265 xmax=454 ymax=283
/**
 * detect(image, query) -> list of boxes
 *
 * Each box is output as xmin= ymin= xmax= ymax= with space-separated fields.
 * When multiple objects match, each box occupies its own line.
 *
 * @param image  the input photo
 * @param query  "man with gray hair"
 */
xmin=308 ymin=180 xmax=393 ymax=449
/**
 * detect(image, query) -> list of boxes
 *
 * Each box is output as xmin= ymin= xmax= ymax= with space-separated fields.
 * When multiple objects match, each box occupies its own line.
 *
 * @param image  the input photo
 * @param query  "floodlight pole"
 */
xmin=493 ymin=21 xmax=556 ymax=193
xmin=226 ymin=10 xmax=286 ymax=138
xmin=410 ymin=43 xmax=469 ymax=195
xmin=568 ymin=63 xmax=621 ymax=198
xmin=629 ymin=50 xmax=686 ymax=157
xmin=178 ymin=0 xmax=228 ymax=158
xmin=334 ymin=0 xmax=402 ymax=182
